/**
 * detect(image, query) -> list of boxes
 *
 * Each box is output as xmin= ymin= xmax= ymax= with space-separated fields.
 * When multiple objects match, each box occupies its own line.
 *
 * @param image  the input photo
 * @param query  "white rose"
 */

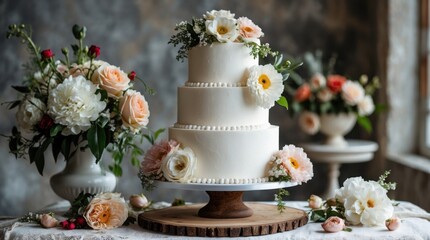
xmin=48 ymin=75 xmax=106 ymax=135
xmin=203 ymin=10 xmax=235 ymax=20
xmin=161 ymin=147 xmax=196 ymax=183
xmin=357 ymin=95 xmax=375 ymax=116
xmin=16 ymin=96 xmax=46 ymax=132
xmin=298 ymin=111 xmax=320 ymax=135
xmin=310 ymin=73 xmax=326 ymax=89
xmin=317 ymin=88 xmax=333 ymax=102
xmin=341 ymin=81 xmax=365 ymax=105
xmin=206 ymin=17 xmax=239 ymax=42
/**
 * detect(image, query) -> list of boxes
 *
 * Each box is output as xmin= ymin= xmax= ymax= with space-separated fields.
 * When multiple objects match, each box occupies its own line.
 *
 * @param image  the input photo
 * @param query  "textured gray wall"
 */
xmin=0 ymin=0 xmax=382 ymax=215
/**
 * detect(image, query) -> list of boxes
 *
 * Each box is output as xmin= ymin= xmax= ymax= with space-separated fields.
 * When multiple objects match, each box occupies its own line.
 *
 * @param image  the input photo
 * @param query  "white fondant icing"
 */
xmin=173 ymin=123 xmax=270 ymax=131
xmin=169 ymin=125 xmax=279 ymax=180
xmin=177 ymin=87 xmax=268 ymax=127
xmin=185 ymin=82 xmax=246 ymax=87
xmin=188 ymin=42 xmax=259 ymax=85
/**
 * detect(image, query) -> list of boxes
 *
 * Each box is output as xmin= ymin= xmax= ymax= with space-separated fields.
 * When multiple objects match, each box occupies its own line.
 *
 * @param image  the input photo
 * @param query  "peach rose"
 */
xmin=327 ymin=74 xmax=346 ymax=93
xmin=308 ymin=194 xmax=323 ymax=209
xmin=92 ymin=64 xmax=130 ymax=98
xmin=119 ymin=90 xmax=150 ymax=131
xmin=84 ymin=192 xmax=128 ymax=230
xmin=237 ymin=17 xmax=264 ymax=39
xmin=310 ymin=73 xmax=326 ymax=89
xmin=298 ymin=111 xmax=320 ymax=135
xmin=386 ymin=216 xmax=401 ymax=231
xmin=39 ymin=214 xmax=58 ymax=228
xmin=294 ymin=84 xmax=311 ymax=102
xmin=321 ymin=216 xmax=345 ymax=233
xmin=317 ymin=88 xmax=333 ymax=102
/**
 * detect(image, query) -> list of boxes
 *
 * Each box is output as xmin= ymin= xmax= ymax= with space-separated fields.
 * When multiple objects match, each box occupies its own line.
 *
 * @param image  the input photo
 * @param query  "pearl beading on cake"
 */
xmin=185 ymin=82 xmax=246 ymax=87
xmin=186 ymin=177 xmax=269 ymax=184
xmin=173 ymin=123 xmax=270 ymax=131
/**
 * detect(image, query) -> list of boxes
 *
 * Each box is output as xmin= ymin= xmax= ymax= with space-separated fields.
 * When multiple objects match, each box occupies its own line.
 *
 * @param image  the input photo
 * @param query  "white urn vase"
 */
xmin=319 ymin=113 xmax=357 ymax=147
xmin=50 ymin=142 xmax=117 ymax=203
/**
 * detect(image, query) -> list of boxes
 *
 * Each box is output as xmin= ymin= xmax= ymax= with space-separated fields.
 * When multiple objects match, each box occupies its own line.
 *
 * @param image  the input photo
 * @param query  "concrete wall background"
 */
xmin=0 ymin=0 xmax=382 ymax=215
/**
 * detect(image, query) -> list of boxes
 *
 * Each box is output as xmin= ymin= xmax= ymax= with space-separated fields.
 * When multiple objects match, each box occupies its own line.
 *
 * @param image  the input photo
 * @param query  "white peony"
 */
xmin=206 ymin=17 xmax=239 ymax=42
xmin=48 ymin=75 xmax=106 ymax=135
xmin=247 ymin=64 xmax=284 ymax=109
xmin=335 ymin=177 xmax=394 ymax=226
xmin=298 ymin=111 xmax=320 ymax=135
xmin=357 ymin=95 xmax=375 ymax=116
xmin=16 ymin=96 xmax=46 ymax=132
xmin=203 ymin=10 xmax=235 ymax=20
xmin=161 ymin=147 xmax=196 ymax=183
xmin=341 ymin=80 xmax=365 ymax=105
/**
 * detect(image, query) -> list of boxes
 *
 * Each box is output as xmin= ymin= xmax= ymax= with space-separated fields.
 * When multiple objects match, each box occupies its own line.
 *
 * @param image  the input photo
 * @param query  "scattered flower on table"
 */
xmin=308 ymin=194 xmax=323 ymax=209
xmin=309 ymin=170 xmax=398 ymax=232
xmin=4 ymin=24 xmax=158 ymax=177
xmin=39 ymin=213 xmax=58 ymax=228
xmin=386 ymin=216 xmax=401 ymax=231
xmin=129 ymin=193 xmax=151 ymax=210
xmin=321 ymin=216 xmax=345 ymax=233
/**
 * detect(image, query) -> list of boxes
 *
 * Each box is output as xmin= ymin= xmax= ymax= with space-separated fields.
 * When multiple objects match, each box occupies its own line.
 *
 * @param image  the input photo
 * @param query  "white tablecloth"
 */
xmin=1 ymin=201 xmax=429 ymax=240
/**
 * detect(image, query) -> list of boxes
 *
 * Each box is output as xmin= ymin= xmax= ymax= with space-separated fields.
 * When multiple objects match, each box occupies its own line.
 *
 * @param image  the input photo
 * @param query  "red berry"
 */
xmin=59 ymin=220 xmax=69 ymax=229
xmin=67 ymin=222 xmax=76 ymax=230
xmin=75 ymin=216 xmax=86 ymax=226
xmin=128 ymin=71 xmax=136 ymax=81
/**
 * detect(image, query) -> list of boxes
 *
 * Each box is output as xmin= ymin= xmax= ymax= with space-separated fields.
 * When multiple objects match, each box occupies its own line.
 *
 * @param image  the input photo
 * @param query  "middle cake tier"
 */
xmin=169 ymin=125 xmax=279 ymax=182
xmin=177 ymin=86 xmax=269 ymax=127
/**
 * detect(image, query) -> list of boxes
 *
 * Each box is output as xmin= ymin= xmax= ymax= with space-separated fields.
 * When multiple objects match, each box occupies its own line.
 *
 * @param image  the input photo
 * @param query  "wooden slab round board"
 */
xmin=138 ymin=203 xmax=308 ymax=237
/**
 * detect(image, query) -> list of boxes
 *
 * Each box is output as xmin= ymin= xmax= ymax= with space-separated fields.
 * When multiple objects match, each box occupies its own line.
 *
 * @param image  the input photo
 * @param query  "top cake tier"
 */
xmin=188 ymin=42 xmax=259 ymax=86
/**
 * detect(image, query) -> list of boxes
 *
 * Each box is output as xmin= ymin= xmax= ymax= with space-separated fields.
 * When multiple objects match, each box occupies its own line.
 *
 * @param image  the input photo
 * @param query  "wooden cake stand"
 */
xmin=138 ymin=181 xmax=309 ymax=237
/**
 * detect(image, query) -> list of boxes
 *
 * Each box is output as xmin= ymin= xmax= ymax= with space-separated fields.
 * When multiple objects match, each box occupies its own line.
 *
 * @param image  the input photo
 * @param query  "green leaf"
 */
xmin=276 ymin=96 xmax=289 ymax=109
xmin=153 ymin=128 xmax=165 ymax=142
xmin=50 ymin=125 xmax=63 ymax=137
xmin=30 ymin=138 xmax=52 ymax=175
xmin=52 ymin=136 xmax=63 ymax=162
xmin=11 ymin=85 xmax=30 ymax=93
xmin=310 ymin=209 xmax=326 ymax=222
xmin=109 ymin=164 xmax=123 ymax=177
xmin=61 ymin=137 xmax=73 ymax=161
xmin=357 ymin=115 xmax=372 ymax=133
xmin=87 ymin=124 xmax=107 ymax=163
xmin=7 ymin=100 xmax=21 ymax=110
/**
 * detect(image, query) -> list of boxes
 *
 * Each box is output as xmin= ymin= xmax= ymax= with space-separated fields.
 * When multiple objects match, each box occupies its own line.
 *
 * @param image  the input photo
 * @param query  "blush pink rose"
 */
xmin=237 ymin=17 xmax=264 ymax=39
xmin=39 ymin=214 xmax=58 ymax=228
xmin=327 ymin=74 xmax=347 ymax=93
xmin=321 ymin=216 xmax=345 ymax=233
xmin=119 ymin=90 xmax=150 ymax=131
xmin=92 ymin=64 xmax=130 ymax=98
xmin=142 ymin=139 xmax=179 ymax=175
xmin=386 ymin=217 xmax=401 ymax=231
xmin=294 ymin=84 xmax=311 ymax=102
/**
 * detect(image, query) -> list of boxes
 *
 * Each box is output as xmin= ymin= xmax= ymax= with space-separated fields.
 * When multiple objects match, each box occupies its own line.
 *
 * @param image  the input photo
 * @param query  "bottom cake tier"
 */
xmin=168 ymin=125 xmax=279 ymax=183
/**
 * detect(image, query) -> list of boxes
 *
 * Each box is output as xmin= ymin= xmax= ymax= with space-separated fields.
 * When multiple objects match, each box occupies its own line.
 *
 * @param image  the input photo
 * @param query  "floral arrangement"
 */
xmin=20 ymin=192 xmax=133 ymax=230
xmin=169 ymin=9 xmax=302 ymax=109
xmin=268 ymin=144 xmax=314 ymax=212
xmin=286 ymin=51 xmax=380 ymax=134
xmin=309 ymin=171 xmax=397 ymax=232
xmin=4 ymin=24 xmax=155 ymax=176
xmin=138 ymin=139 xmax=197 ymax=190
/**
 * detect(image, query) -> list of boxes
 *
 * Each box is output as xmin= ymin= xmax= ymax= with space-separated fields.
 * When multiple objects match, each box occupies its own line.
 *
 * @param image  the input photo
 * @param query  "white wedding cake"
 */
xmin=169 ymin=42 xmax=279 ymax=183
xmin=139 ymin=10 xmax=311 ymax=187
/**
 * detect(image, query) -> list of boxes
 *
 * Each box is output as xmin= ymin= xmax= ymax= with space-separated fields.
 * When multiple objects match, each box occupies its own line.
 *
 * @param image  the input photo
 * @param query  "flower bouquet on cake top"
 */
xmin=4 ymin=24 xmax=156 ymax=177
xmin=285 ymin=51 xmax=381 ymax=145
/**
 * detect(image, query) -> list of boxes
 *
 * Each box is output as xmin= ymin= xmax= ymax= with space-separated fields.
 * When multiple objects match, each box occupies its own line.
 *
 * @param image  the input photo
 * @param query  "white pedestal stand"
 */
xmin=301 ymin=140 xmax=378 ymax=199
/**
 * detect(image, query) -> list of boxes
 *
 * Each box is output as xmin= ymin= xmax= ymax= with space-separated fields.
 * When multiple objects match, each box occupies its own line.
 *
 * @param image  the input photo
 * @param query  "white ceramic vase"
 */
xmin=50 ymin=142 xmax=117 ymax=203
xmin=319 ymin=113 xmax=357 ymax=147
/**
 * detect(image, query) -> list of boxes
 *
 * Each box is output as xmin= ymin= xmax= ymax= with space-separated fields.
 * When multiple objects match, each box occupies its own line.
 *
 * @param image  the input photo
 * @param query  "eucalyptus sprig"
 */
xmin=274 ymin=188 xmax=290 ymax=213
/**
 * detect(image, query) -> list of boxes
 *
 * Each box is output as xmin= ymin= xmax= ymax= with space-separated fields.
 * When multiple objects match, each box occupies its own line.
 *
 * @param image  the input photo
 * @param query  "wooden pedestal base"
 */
xmin=198 ymin=191 xmax=252 ymax=218
xmin=138 ymin=203 xmax=308 ymax=237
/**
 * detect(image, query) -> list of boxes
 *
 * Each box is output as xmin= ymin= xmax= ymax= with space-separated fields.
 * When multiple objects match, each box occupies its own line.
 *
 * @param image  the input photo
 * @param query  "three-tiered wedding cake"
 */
xmin=169 ymin=42 xmax=279 ymax=183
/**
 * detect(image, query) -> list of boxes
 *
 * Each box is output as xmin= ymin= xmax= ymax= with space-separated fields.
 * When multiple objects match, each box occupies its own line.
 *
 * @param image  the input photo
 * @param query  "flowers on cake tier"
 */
xmin=268 ymin=144 xmax=314 ymax=184
xmin=309 ymin=171 xmax=397 ymax=232
xmin=285 ymin=51 xmax=380 ymax=134
xmin=5 ymin=24 xmax=155 ymax=176
xmin=169 ymin=9 xmax=302 ymax=109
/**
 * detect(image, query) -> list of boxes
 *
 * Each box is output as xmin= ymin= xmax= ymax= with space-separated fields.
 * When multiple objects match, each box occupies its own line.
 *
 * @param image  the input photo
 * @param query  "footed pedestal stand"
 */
xmin=138 ymin=181 xmax=308 ymax=237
